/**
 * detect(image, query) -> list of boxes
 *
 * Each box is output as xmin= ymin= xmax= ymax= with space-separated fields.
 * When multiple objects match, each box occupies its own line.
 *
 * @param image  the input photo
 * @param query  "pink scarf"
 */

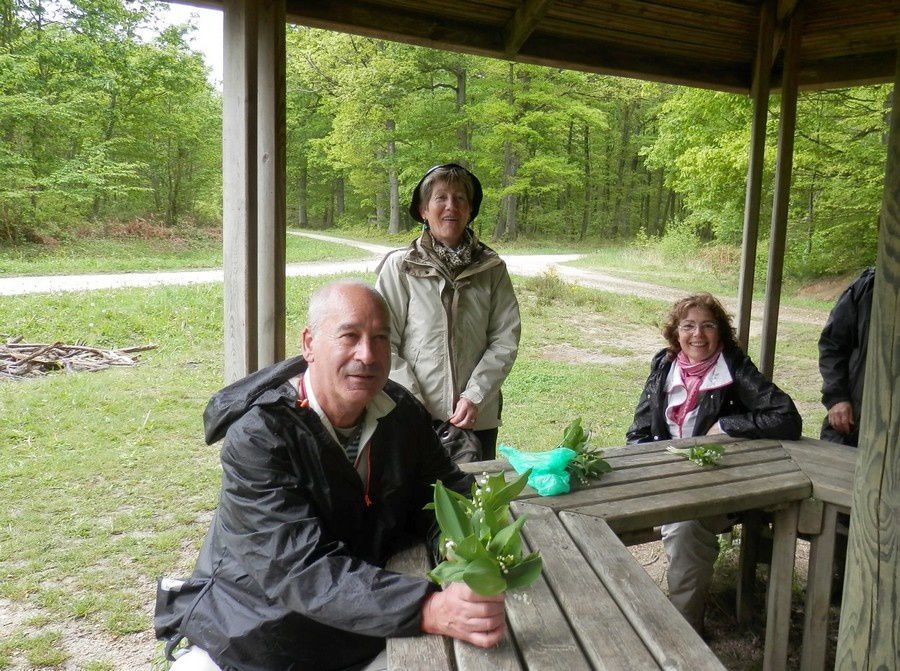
xmin=670 ymin=349 xmax=723 ymax=433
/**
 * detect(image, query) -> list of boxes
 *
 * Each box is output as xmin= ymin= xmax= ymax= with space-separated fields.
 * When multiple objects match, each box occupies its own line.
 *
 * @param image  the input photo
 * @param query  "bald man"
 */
xmin=156 ymin=281 xmax=506 ymax=671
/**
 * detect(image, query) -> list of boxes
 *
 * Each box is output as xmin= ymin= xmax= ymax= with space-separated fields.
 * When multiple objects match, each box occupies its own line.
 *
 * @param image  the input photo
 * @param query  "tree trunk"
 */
xmin=611 ymin=103 xmax=632 ymax=237
xmin=335 ymin=175 xmax=345 ymax=219
xmin=493 ymin=64 xmax=518 ymax=241
xmin=455 ymin=66 xmax=469 ymax=160
xmin=580 ymin=121 xmax=591 ymax=240
xmin=386 ymin=119 xmax=401 ymax=234
xmin=297 ymin=155 xmax=308 ymax=228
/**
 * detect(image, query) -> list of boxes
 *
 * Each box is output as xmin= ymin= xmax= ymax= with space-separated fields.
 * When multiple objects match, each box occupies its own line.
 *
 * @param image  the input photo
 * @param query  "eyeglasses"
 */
xmin=678 ymin=322 xmax=718 ymax=333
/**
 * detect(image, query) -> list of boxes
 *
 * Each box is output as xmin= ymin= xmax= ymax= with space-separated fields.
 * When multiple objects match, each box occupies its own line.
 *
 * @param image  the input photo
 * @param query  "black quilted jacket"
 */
xmin=626 ymin=345 xmax=802 ymax=444
xmin=155 ymin=356 xmax=472 ymax=671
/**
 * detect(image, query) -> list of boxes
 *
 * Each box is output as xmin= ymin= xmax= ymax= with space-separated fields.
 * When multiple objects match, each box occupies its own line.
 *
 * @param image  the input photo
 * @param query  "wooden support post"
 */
xmin=836 ymin=50 xmax=900 ymax=670
xmin=736 ymin=0 xmax=774 ymax=352
xmin=256 ymin=0 xmax=286 ymax=369
xmin=758 ymin=10 xmax=802 ymax=380
xmin=763 ymin=504 xmax=799 ymax=671
xmin=223 ymin=0 xmax=259 ymax=383
xmin=800 ymin=504 xmax=838 ymax=671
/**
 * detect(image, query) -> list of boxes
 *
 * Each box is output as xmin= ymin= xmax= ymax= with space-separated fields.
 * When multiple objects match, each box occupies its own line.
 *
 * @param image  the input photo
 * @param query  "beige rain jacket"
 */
xmin=375 ymin=236 xmax=521 ymax=430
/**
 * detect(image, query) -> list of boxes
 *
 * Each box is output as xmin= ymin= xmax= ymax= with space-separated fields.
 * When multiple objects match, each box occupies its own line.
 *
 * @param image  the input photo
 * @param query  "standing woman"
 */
xmin=627 ymin=293 xmax=802 ymax=633
xmin=375 ymin=164 xmax=520 ymax=460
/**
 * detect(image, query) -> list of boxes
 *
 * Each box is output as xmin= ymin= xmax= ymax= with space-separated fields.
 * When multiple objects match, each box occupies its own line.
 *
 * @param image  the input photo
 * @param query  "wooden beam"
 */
xmin=223 ymin=0 xmax=258 ymax=383
xmin=256 ymin=0 xmax=287 ymax=368
xmin=758 ymin=9 xmax=802 ymax=379
xmin=737 ymin=0 xmax=775 ymax=352
xmin=284 ymin=0 xmax=752 ymax=92
xmin=519 ymin=34 xmax=751 ymax=93
xmin=836 ymin=48 xmax=900 ymax=671
xmin=503 ymin=0 xmax=554 ymax=56
xmin=792 ymin=51 xmax=899 ymax=91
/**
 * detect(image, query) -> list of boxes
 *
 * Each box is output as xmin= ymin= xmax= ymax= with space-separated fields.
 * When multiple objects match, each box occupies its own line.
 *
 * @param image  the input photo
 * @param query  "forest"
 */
xmin=0 ymin=0 xmax=891 ymax=277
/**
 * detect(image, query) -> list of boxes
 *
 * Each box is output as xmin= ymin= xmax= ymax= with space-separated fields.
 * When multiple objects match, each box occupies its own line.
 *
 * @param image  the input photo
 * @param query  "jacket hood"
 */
xmin=203 ymin=356 xmax=307 ymax=445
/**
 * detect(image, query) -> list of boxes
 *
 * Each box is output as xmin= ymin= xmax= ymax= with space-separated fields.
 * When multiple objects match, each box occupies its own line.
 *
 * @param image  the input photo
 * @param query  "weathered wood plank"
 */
xmin=835 ymin=49 xmax=900 ymax=671
xmin=571 ymin=471 xmax=812 ymax=532
xmin=737 ymin=0 xmax=774 ymax=350
xmin=763 ymin=504 xmax=800 ymax=671
xmin=560 ymin=510 xmax=727 ymax=670
xmin=503 ymin=0 xmax=553 ymax=55
xmin=454 ymin=634 xmax=521 ymax=671
xmin=223 ymin=0 xmax=259 ymax=383
xmin=527 ymin=459 xmax=804 ymax=513
xmin=513 ymin=503 xmax=660 ymax=670
xmin=800 ymin=504 xmax=838 ymax=671
xmin=385 ymin=544 xmax=455 ymax=671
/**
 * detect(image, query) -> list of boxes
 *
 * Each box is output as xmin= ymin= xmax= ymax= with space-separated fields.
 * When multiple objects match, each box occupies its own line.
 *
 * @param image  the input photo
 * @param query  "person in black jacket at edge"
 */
xmin=818 ymin=267 xmax=874 ymax=448
xmin=155 ymin=281 xmax=506 ymax=671
xmin=626 ymin=293 xmax=802 ymax=634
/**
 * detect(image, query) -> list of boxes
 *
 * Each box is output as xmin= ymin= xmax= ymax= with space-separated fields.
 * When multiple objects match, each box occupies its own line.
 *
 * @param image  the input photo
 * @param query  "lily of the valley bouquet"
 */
xmin=426 ymin=470 xmax=543 ymax=596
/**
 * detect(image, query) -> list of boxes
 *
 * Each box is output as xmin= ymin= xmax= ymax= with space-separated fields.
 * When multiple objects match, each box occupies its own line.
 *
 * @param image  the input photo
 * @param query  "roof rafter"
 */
xmin=503 ymin=0 xmax=555 ymax=56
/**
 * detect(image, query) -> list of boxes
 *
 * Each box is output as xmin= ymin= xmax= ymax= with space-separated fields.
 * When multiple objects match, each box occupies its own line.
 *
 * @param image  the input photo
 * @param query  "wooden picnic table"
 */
xmin=387 ymin=436 xmax=856 ymax=671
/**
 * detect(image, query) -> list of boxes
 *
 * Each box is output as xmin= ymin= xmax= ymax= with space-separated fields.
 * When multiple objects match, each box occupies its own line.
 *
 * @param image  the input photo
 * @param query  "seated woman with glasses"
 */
xmin=626 ymin=293 xmax=801 ymax=634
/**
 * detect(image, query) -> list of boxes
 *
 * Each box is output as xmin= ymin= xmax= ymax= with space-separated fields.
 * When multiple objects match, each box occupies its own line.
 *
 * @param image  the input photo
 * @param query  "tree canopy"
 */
xmin=0 ymin=2 xmax=888 ymax=277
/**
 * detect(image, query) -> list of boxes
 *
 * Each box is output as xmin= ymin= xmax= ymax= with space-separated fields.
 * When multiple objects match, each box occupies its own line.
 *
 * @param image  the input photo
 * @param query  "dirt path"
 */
xmin=0 ymin=231 xmax=828 ymax=328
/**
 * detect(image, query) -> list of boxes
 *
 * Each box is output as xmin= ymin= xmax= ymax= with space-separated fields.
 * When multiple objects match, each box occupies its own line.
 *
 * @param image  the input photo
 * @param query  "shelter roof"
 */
xmin=190 ymin=0 xmax=899 ymax=92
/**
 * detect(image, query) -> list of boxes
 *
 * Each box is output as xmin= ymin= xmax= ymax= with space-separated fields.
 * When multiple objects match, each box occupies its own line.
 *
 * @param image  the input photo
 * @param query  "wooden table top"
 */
xmin=390 ymin=436 xmax=856 ymax=670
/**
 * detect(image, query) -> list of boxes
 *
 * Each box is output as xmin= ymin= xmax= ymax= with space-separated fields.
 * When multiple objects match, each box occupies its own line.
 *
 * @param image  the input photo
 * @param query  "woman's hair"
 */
xmin=418 ymin=164 xmax=475 ymax=207
xmin=662 ymin=293 xmax=738 ymax=355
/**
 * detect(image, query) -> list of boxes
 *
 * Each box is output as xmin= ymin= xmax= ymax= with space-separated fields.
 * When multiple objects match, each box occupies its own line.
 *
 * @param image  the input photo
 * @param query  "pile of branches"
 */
xmin=0 ymin=338 xmax=157 ymax=380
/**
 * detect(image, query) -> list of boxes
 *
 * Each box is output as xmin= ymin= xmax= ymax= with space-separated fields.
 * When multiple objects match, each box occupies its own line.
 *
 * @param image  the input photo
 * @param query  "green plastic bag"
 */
xmin=498 ymin=444 xmax=578 ymax=496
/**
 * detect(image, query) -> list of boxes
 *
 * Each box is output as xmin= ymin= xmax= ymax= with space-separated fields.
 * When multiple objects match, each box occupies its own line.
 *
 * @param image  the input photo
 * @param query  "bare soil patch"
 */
xmin=628 ymin=537 xmax=840 ymax=670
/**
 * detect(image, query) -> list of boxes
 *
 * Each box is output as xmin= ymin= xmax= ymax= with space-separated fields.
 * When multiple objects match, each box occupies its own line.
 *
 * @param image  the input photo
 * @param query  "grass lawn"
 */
xmin=0 ymin=234 xmax=367 ymax=277
xmin=0 ymin=234 xmax=831 ymax=668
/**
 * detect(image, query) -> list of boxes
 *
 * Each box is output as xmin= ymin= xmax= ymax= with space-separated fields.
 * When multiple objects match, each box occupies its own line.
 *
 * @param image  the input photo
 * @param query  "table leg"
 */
xmin=763 ymin=503 xmax=799 ymax=671
xmin=737 ymin=511 xmax=765 ymax=624
xmin=799 ymin=504 xmax=838 ymax=671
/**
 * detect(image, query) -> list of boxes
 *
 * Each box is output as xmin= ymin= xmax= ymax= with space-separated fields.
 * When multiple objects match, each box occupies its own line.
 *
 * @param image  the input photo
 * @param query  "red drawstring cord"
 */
xmin=363 ymin=448 xmax=374 ymax=508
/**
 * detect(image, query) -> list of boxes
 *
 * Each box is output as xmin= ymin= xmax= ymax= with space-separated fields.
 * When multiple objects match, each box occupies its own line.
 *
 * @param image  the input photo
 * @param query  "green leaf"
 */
xmin=488 ymin=514 xmax=526 ymax=555
xmin=433 ymin=480 xmax=473 ymax=542
xmin=489 ymin=469 xmax=532 ymax=509
xmin=504 ymin=553 xmax=543 ymax=591
xmin=428 ymin=560 xmax=468 ymax=587
xmin=463 ymin=557 xmax=507 ymax=596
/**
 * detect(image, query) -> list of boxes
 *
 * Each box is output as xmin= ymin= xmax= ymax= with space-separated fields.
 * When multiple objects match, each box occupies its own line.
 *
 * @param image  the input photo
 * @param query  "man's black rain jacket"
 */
xmin=154 ymin=356 xmax=472 ymax=670
xmin=818 ymin=267 xmax=874 ymax=446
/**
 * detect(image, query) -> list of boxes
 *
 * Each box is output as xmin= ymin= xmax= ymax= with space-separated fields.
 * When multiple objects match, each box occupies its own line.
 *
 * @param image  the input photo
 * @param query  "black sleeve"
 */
xmin=217 ymin=410 xmax=432 ymax=639
xmin=818 ymin=283 xmax=859 ymax=409
xmin=626 ymin=351 xmax=668 ymax=444
xmin=718 ymin=354 xmax=803 ymax=440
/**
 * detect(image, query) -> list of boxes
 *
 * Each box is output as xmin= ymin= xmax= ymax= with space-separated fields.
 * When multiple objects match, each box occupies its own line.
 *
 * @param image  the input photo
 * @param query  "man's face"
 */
xmin=302 ymin=287 xmax=391 ymax=425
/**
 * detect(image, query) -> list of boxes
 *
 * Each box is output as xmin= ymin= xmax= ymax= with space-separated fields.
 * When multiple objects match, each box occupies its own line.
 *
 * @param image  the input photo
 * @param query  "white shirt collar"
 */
xmin=293 ymin=369 xmax=396 ymax=457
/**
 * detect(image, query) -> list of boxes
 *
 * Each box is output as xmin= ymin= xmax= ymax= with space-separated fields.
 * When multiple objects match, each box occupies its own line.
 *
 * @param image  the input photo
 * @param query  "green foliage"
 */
xmin=666 ymin=444 xmax=725 ymax=467
xmin=428 ymin=471 xmax=542 ymax=595
xmin=0 ymin=1 xmax=221 ymax=240
xmin=558 ymin=418 xmax=612 ymax=485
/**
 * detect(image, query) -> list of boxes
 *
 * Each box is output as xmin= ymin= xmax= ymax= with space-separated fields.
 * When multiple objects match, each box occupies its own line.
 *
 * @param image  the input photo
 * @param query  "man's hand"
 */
xmin=421 ymin=582 xmax=506 ymax=648
xmin=828 ymin=401 xmax=854 ymax=435
xmin=449 ymin=397 xmax=478 ymax=429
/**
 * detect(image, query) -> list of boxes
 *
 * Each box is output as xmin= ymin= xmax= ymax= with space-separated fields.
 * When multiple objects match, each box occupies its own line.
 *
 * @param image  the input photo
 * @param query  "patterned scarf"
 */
xmin=670 ymin=348 xmax=723 ymax=433
xmin=421 ymin=228 xmax=481 ymax=278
